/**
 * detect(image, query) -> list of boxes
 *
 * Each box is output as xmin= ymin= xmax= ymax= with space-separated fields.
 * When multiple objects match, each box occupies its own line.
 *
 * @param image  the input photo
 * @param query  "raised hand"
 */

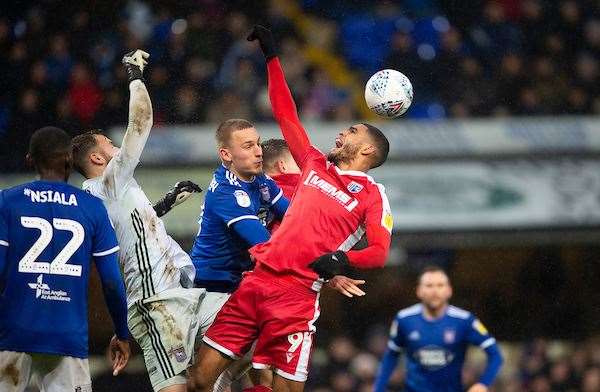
xmin=122 ymin=49 xmax=150 ymax=82
xmin=247 ymin=25 xmax=277 ymax=60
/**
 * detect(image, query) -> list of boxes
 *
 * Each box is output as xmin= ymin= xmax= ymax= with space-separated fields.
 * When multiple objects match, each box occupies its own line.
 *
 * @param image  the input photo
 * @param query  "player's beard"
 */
xmin=328 ymin=143 xmax=360 ymax=167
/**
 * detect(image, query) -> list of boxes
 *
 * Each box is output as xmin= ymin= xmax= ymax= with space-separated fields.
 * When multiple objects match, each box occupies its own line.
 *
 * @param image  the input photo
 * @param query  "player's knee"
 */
xmin=186 ymin=373 xmax=211 ymax=392
xmin=186 ymin=363 xmax=219 ymax=392
xmin=251 ymin=368 xmax=273 ymax=387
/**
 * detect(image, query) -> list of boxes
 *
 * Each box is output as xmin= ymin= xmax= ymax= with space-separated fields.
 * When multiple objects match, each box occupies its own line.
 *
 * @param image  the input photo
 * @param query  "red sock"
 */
xmin=243 ymin=386 xmax=272 ymax=392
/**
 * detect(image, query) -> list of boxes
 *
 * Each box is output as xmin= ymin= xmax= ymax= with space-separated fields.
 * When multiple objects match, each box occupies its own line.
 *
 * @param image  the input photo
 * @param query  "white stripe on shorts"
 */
xmin=286 ymin=293 xmax=321 ymax=382
xmin=203 ymin=336 xmax=240 ymax=360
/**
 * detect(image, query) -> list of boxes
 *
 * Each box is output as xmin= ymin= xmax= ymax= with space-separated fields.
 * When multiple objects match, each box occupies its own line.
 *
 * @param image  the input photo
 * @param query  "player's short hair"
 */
xmin=71 ymin=129 xmax=104 ymax=177
xmin=362 ymin=123 xmax=389 ymax=169
xmin=216 ymin=119 xmax=255 ymax=148
xmin=28 ymin=127 xmax=72 ymax=174
xmin=417 ymin=265 xmax=449 ymax=285
xmin=262 ymin=138 xmax=290 ymax=172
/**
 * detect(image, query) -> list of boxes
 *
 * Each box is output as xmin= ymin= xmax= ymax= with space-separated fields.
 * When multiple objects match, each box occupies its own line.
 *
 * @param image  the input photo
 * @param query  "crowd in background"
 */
xmin=91 ymin=331 xmax=600 ymax=392
xmin=306 ymin=334 xmax=600 ymax=392
xmin=2 ymin=0 xmax=600 ymax=169
xmin=2 ymin=2 xmax=600 ymax=390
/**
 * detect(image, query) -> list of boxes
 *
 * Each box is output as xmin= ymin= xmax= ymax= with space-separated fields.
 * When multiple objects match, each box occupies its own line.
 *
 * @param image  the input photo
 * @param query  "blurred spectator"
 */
xmin=495 ymin=53 xmax=526 ymax=113
xmin=68 ymin=63 xmax=103 ymax=126
xmin=469 ymin=1 xmax=522 ymax=65
xmin=171 ymin=85 xmax=203 ymax=124
xmin=45 ymin=34 xmax=74 ymax=87
xmin=519 ymin=0 xmax=548 ymax=55
xmin=55 ymin=95 xmax=82 ymax=135
xmin=303 ymin=69 xmax=349 ymax=120
xmin=582 ymin=367 xmax=600 ymax=392
xmin=6 ymin=88 xmax=49 ymax=170
xmin=444 ymin=57 xmax=497 ymax=116
xmin=531 ymin=56 xmax=569 ymax=113
xmin=206 ymin=90 xmax=252 ymax=123
xmin=1 ymin=0 xmax=600 ymax=170
xmin=95 ymin=88 xmax=126 ymax=130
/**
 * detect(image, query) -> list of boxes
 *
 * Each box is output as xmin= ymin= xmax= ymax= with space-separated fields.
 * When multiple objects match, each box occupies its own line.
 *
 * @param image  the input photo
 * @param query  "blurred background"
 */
xmin=1 ymin=0 xmax=600 ymax=391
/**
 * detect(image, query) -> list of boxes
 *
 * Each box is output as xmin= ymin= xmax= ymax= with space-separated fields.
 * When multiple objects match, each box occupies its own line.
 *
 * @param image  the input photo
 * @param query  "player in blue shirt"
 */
xmin=190 ymin=119 xmax=288 ymax=294
xmin=374 ymin=265 xmax=503 ymax=392
xmin=0 ymin=127 xmax=130 ymax=391
xmin=189 ymin=119 xmax=288 ymax=391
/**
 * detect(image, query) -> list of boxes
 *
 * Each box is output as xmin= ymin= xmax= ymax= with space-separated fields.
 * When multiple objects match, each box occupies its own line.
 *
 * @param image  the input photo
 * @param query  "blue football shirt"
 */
xmin=387 ymin=304 xmax=497 ymax=392
xmin=190 ymin=165 xmax=284 ymax=291
xmin=0 ymin=180 xmax=119 ymax=358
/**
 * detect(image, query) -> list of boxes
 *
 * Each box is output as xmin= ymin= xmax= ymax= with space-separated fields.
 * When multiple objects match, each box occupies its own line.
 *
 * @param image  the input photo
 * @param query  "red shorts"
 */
xmin=203 ymin=269 xmax=320 ymax=382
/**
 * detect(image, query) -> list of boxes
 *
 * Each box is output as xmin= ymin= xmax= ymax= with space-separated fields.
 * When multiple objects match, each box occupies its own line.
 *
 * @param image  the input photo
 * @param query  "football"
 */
xmin=365 ymin=69 xmax=413 ymax=118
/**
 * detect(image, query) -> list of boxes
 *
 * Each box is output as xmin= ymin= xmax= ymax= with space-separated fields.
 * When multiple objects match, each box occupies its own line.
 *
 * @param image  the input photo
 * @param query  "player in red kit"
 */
xmin=187 ymin=26 xmax=393 ymax=392
xmin=262 ymin=138 xmax=365 ymax=299
xmin=261 ymin=138 xmax=300 ymax=233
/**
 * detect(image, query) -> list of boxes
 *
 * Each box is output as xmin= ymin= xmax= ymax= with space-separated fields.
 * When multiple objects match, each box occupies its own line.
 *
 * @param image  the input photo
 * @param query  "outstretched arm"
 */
xmin=104 ymin=50 xmax=153 ymax=190
xmin=248 ymin=26 xmax=311 ymax=167
xmin=266 ymin=58 xmax=311 ymax=165
xmin=119 ymin=79 xmax=153 ymax=166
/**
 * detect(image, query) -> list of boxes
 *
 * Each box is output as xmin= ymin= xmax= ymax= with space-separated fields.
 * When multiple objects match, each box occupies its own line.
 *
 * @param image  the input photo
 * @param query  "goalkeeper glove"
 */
xmin=247 ymin=25 xmax=277 ymax=60
xmin=122 ymin=49 xmax=149 ymax=82
xmin=153 ymin=181 xmax=202 ymax=218
xmin=308 ymin=251 xmax=350 ymax=281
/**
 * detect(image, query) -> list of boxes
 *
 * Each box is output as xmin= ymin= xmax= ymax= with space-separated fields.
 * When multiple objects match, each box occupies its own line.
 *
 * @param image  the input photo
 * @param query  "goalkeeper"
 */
xmin=72 ymin=49 xmax=205 ymax=392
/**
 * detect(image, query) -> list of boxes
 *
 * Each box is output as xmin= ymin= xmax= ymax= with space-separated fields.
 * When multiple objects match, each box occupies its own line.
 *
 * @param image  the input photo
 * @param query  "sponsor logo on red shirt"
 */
xmin=303 ymin=170 xmax=358 ymax=212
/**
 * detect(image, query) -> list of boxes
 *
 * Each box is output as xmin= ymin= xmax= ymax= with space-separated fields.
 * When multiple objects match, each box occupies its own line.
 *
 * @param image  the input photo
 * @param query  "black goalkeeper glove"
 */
xmin=153 ymin=181 xmax=202 ymax=218
xmin=122 ymin=49 xmax=149 ymax=82
xmin=308 ymin=251 xmax=350 ymax=281
xmin=247 ymin=25 xmax=277 ymax=60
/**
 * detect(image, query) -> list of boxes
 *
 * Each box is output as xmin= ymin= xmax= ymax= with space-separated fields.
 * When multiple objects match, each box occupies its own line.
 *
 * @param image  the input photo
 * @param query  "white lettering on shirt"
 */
xmin=303 ymin=170 xmax=358 ymax=212
xmin=24 ymin=188 xmax=78 ymax=206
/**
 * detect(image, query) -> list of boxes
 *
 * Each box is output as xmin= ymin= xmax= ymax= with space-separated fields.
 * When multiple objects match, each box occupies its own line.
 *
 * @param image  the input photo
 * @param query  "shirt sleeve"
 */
xmin=267 ymin=57 xmax=312 ymax=168
xmin=91 ymin=198 xmax=128 ymax=338
xmin=265 ymin=176 xmax=288 ymax=221
xmin=374 ymin=349 xmax=401 ymax=392
xmin=466 ymin=316 xmax=504 ymax=386
xmin=388 ymin=316 xmax=406 ymax=352
xmin=466 ymin=317 xmax=496 ymax=348
xmin=0 ymin=192 xmax=8 ymax=277
xmin=0 ymin=191 xmax=8 ymax=247
xmin=211 ymin=186 xmax=260 ymax=227
xmin=102 ymin=80 xmax=153 ymax=197
xmin=92 ymin=200 xmax=120 ymax=257
xmin=346 ymin=184 xmax=392 ymax=268
xmin=231 ymin=219 xmax=271 ymax=247
xmin=95 ymin=251 xmax=129 ymax=340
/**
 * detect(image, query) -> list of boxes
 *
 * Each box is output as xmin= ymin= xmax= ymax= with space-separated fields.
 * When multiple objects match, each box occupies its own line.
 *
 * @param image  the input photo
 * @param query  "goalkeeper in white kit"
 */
xmin=72 ymin=49 xmax=205 ymax=392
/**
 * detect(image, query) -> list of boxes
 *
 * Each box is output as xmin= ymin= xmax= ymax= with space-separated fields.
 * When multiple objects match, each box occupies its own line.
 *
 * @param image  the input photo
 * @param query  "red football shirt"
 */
xmin=268 ymin=173 xmax=300 ymax=233
xmin=250 ymin=58 xmax=393 ymax=292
